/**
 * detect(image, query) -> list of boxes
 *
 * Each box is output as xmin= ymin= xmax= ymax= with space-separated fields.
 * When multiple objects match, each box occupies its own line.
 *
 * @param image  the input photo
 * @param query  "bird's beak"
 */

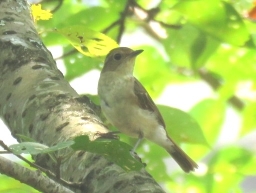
xmin=129 ymin=50 xmax=144 ymax=58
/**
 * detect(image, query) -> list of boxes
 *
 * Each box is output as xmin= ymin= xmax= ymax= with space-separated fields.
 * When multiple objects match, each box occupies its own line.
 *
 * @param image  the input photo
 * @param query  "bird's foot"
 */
xmin=95 ymin=131 xmax=120 ymax=140
xmin=129 ymin=150 xmax=146 ymax=167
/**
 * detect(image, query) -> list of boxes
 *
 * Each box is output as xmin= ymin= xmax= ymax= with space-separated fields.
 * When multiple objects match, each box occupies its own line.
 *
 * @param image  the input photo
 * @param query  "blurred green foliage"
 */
xmin=0 ymin=176 xmax=39 ymax=193
xmin=2 ymin=0 xmax=256 ymax=192
xmin=0 ymin=158 xmax=39 ymax=193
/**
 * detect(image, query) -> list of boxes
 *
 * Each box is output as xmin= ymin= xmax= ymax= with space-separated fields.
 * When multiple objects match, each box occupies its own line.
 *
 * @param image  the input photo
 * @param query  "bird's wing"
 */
xmin=133 ymin=78 xmax=166 ymax=128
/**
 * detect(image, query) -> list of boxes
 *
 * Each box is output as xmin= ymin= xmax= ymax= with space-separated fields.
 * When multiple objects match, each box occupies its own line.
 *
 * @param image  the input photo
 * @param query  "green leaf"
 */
xmin=105 ymin=0 xmax=127 ymax=12
xmin=173 ymin=0 xmax=250 ymax=46
xmin=189 ymin=99 xmax=226 ymax=146
xmin=59 ymin=6 xmax=120 ymax=34
xmin=0 ymin=175 xmax=39 ymax=193
xmin=38 ymin=0 xmax=86 ymax=45
xmin=205 ymin=147 xmax=253 ymax=193
xmin=9 ymin=141 xmax=74 ymax=155
xmin=10 ymin=142 xmax=48 ymax=154
xmin=169 ymin=147 xmax=251 ymax=193
xmin=71 ymin=135 xmax=144 ymax=172
xmin=164 ymin=24 xmax=220 ymax=68
xmin=139 ymin=140 xmax=170 ymax=181
xmin=136 ymin=0 xmax=160 ymax=9
xmin=15 ymin=134 xmax=35 ymax=142
xmin=135 ymin=46 xmax=172 ymax=98
xmin=207 ymin=46 xmax=256 ymax=81
xmin=241 ymin=103 xmax=256 ymax=136
xmin=55 ymin=25 xmax=119 ymax=57
xmin=158 ymin=105 xmax=208 ymax=146
xmin=209 ymin=147 xmax=253 ymax=171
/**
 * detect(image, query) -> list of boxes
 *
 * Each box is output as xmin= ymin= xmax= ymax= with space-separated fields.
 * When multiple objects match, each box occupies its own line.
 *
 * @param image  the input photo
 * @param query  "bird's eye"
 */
xmin=113 ymin=53 xmax=122 ymax=60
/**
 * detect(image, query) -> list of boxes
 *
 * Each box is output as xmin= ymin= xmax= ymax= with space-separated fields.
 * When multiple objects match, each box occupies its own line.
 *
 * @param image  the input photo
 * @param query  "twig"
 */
xmin=54 ymin=48 xmax=77 ymax=60
xmin=0 ymin=140 xmax=82 ymax=189
xmin=116 ymin=0 xmax=133 ymax=43
xmin=102 ymin=19 xmax=121 ymax=34
xmin=44 ymin=0 xmax=64 ymax=13
xmin=131 ymin=0 xmax=181 ymax=29
xmin=0 ymin=151 xmax=10 ymax=154
xmin=0 ymin=156 xmax=74 ymax=193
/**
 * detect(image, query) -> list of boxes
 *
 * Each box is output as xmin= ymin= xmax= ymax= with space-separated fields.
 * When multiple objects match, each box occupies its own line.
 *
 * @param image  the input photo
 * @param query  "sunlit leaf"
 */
xmin=164 ymin=24 xmax=220 ymax=68
xmin=174 ymin=0 xmax=250 ymax=46
xmin=63 ymin=7 xmax=119 ymax=31
xmin=55 ymin=25 xmax=119 ymax=58
xmin=205 ymin=147 xmax=253 ymax=192
xmin=135 ymin=46 xmax=172 ymax=98
xmin=105 ymin=0 xmax=127 ymax=12
xmin=189 ymin=99 xmax=226 ymax=146
xmin=207 ymin=45 xmax=256 ymax=81
xmin=241 ymin=103 xmax=256 ymax=136
xmin=158 ymin=105 xmax=208 ymax=146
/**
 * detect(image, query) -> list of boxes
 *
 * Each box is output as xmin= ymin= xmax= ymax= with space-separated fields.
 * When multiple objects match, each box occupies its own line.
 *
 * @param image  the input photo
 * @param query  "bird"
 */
xmin=97 ymin=47 xmax=198 ymax=172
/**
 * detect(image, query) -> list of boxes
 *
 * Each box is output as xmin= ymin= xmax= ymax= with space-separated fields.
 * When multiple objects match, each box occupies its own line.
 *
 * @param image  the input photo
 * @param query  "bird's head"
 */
xmin=102 ymin=47 xmax=143 ymax=75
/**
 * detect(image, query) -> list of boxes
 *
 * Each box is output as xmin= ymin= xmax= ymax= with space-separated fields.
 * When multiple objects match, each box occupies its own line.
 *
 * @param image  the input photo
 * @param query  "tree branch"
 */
xmin=0 ymin=156 xmax=74 ymax=193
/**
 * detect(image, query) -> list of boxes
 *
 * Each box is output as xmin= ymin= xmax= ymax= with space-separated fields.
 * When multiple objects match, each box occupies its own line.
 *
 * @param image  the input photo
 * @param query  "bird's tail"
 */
xmin=166 ymin=139 xmax=198 ymax=173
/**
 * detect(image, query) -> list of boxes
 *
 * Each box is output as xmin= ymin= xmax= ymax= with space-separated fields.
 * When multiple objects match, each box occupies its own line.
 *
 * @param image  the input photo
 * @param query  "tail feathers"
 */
xmin=167 ymin=143 xmax=198 ymax=173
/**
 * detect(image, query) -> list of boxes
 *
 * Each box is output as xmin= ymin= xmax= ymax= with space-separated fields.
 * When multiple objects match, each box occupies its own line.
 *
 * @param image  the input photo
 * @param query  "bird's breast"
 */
xmin=98 ymin=72 xmax=163 ymax=138
xmin=98 ymin=72 xmax=134 ymax=104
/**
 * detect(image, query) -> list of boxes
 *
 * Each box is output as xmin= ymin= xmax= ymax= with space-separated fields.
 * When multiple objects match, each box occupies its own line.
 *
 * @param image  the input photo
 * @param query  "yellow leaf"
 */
xmin=55 ymin=25 xmax=119 ymax=58
xmin=31 ymin=4 xmax=52 ymax=21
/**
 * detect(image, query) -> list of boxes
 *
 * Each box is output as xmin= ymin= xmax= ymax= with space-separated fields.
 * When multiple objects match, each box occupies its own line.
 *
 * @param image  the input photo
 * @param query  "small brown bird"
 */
xmin=98 ymin=47 xmax=198 ymax=172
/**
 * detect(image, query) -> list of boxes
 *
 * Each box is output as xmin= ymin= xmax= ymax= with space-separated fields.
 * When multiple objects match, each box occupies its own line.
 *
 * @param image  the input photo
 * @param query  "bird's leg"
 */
xmin=130 ymin=132 xmax=144 ymax=163
xmin=132 ymin=138 xmax=142 ymax=153
xmin=131 ymin=132 xmax=144 ymax=153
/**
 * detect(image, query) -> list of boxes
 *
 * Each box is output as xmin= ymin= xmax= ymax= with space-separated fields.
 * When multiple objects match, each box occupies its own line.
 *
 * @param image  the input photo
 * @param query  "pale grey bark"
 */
xmin=0 ymin=0 xmax=165 ymax=192
xmin=0 ymin=156 xmax=74 ymax=193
